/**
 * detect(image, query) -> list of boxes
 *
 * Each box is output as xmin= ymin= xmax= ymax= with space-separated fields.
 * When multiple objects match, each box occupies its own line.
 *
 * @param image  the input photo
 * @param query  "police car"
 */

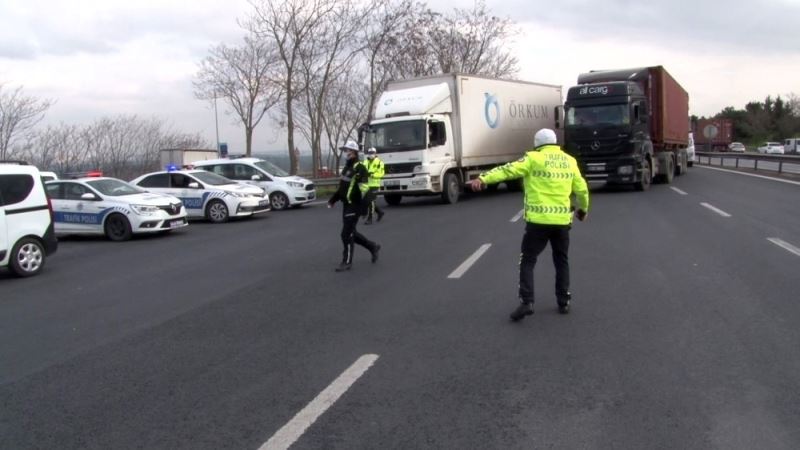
xmin=45 ymin=177 xmax=188 ymax=241
xmin=130 ymin=169 xmax=270 ymax=223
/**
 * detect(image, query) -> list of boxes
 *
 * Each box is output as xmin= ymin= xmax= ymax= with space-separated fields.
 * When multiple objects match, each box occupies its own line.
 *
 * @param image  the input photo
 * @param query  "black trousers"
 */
xmin=341 ymin=210 xmax=376 ymax=264
xmin=365 ymin=188 xmax=383 ymax=220
xmin=518 ymin=222 xmax=571 ymax=305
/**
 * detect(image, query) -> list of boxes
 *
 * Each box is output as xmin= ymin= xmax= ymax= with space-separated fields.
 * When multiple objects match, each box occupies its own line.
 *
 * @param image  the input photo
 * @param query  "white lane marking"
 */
xmin=448 ymin=244 xmax=492 ymax=279
xmin=767 ymin=238 xmax=800 ymax=257
xmin=670 ymin=187 xmax=688 ymax=195
xmin=510 ymin=209 xmax=524 ymax=222
xmin=700 ymin=202 xmax=732 ymax=217
xmin=260 ymin=354 xmax=379 ymax=450
xmin=696 ymin=165 xmax=800 ymax=186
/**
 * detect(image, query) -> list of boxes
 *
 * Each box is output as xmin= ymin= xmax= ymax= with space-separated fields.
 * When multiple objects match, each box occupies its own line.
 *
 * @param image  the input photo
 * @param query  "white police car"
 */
xmin=130 ymin=169 xmax=269 ymax=223
xmin=45 ymin=177 xmax=188 ymax=241
xmin=193 ymin=158 xmax=316 ymax=210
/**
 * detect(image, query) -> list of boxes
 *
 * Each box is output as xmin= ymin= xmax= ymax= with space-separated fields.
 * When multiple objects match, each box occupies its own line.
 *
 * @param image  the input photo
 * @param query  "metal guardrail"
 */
xmin=309 ymin=177 xmax=340 ymax=187
xmin=696 ymin=151 xmax=800 ymax=175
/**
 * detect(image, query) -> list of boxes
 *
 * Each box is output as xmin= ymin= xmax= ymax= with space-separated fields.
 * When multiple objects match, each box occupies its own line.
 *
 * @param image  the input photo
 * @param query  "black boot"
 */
xmin=365 ymin=218 xmax=373 ymax=225
xmin=335 ymin=262 xmax=352 ymax=272
xmin=558 ymin=293 xmax=571 ymax=314
xmin=510 ymin=303 xmax=533 ymax=322
xmin=376 ymin=210 xmax=384 ymax=222
xmin=371 ymin=244 xmax=381 ymax=263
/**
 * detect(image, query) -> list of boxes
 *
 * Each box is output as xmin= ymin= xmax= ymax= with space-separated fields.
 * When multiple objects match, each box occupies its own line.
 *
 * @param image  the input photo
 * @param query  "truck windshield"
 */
xmin=365 ymin=120 xmax=426 ymax=153
xmin=567 ymin=105 xmax=630 ymax=127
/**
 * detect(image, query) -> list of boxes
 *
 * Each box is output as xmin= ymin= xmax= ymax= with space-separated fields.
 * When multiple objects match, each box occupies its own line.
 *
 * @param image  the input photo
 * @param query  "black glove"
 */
xmin=576 ymin=209 xmax=587 ymax=221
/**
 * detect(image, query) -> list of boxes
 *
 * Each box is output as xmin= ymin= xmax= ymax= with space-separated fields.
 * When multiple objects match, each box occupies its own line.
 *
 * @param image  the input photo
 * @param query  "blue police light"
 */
xmin=166 ymin=164 xmax=179 ymax=172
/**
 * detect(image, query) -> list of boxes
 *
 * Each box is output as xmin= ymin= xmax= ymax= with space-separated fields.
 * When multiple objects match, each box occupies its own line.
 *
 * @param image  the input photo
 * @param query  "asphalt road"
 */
xmin=2 ymin=166 xmax=799 ymax=449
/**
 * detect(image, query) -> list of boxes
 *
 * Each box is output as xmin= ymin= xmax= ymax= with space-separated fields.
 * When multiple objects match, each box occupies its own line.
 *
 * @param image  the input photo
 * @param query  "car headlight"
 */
xmin=131 ymin=204 xmax=160 ymax=215
xmin=229 ymin=192 xmax=248 ymax=198
xmin=286 ymin=181 xmax=303 ymax=188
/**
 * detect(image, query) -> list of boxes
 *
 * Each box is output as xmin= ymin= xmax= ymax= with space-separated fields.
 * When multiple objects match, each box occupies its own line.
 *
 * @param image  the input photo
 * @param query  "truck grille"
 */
xmin=574 ymin=137 xmax=627 ymax=155
xmin=384 ymin=163 xmax=418 ymax=175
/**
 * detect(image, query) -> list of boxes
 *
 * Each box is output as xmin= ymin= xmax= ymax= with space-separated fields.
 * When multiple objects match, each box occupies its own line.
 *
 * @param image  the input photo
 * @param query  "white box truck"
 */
xmin=160 ymin=148 xmax=220 ymax=168
xmin=361 ymin=73 xmax=563 ymax=205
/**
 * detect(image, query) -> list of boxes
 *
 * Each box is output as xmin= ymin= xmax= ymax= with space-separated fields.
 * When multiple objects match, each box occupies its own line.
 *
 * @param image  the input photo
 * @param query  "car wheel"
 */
xmin=104 ymin=214 xmax=133 ymax=241
xmin=9 ymin=237 xmax=46 ymax=277
xmin=384 ymin=194 xmax=402 ymax=206
xmin=206 ymin=200 xmax=229 ymax=223
xmin=270 ymin=192 xmax=290 ymax=211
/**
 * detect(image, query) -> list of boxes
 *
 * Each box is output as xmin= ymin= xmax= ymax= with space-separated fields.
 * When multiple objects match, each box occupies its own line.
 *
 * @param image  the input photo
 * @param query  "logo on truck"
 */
xmin=578 ymin=86 xmax=610 ymax=96
xmin=484 ymin=93 xmax=500 ymax=129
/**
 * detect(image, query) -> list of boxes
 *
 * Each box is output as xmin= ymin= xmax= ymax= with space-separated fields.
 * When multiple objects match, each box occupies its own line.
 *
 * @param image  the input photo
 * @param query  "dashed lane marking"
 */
xmin=767 ymin=238 xmax=800 ymax=257
xmin=510 ymin=209 xmax=524 ymax=222
xmin=259 ymin=354 xmax=379 ymax=450
xmin=700 ymin=202 xmax=732 ymax=218
xmin=670 ymin=187 xmax=688 ymax=195
xmin=448 ymin=244 xmax=492 ymax=279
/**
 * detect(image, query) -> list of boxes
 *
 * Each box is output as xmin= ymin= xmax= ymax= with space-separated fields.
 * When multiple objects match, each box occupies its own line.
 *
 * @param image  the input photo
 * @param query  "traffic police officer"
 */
xmin=363 ymin=147 xmax=385 ymax=224
xmin=328 ymin=140 xmax=381 ymax=272
xmin=469 ymin=128 xmax=590 ymax=321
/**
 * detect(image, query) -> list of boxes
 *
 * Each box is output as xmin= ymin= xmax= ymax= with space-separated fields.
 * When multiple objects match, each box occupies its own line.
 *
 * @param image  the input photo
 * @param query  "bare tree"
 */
xmin=321 ymin=75 xmax=371 ymax=174
xmin=195 ymin=34 xmax=282 ymax=156
xmin=295 ymin=0 xmax=374 ymax=177
xmin=0 ymin=82 xmax=54 ymax=160
xmin=247 ymin=0 xmax=337 ymax=174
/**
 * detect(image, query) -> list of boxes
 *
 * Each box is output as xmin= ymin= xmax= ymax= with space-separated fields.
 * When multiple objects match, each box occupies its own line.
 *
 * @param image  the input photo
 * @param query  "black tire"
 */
xmin=663 ymin=156 xmax=674 ymax=184
xmin=634 ymin=159 xmax=651 ymax=191
xmin=104 ymin=214 xmax=133 ymax=241
xmin=384 ymin=194 xmax=402 ymax=206
xmin=485 ymin=183 xmax=498 ymax=192
xmin=688 ymin=161 xmax=694 ymax=167
xmin=270 ymin=191 xmax=290 ymax=211
xmin=441 ymin=172 xmax=460 ymax=204
xmin=205 ymin=200 xmax=229 ymax=223
xmin=9 ymin=237 xmax=45 ymax=277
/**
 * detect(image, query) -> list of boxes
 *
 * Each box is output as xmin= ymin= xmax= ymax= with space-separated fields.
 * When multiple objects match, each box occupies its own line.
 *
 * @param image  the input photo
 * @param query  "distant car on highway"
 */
xmin=687 ymin=132 xmax=695 ymax=167
xmin=45 ymin=177 xmax=188 ymax=241
xmin=728 ymin=142 xmax=746 ymax=153
xmin=757 ymin=142 xmax=784 ymax=154
xmin=40 ymin=171 xmax=59 ymax=182
xmin=131 ymin=169 xmax=270 ymax=223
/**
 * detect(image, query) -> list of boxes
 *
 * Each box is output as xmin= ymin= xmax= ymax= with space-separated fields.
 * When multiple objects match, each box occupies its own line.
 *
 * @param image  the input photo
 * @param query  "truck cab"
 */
xmin=564 ymin=82 xmax=649 ymax=186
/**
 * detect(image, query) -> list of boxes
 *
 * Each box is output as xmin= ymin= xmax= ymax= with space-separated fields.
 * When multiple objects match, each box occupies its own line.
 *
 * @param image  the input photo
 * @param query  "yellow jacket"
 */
xmin=364 ymin=157 xmax=385 ymax=188
xmin=479 ymin=145 xmax=589 ymax=225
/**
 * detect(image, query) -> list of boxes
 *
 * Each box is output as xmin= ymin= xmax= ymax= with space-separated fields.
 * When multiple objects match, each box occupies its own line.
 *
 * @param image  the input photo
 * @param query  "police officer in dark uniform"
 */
xmin=328 ymin=140 xmax=381 ymax=272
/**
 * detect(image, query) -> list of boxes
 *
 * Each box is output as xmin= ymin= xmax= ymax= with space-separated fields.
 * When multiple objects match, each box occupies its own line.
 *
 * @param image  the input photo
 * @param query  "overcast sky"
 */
xmin=1 ymin=0 xmax=798 ymax=154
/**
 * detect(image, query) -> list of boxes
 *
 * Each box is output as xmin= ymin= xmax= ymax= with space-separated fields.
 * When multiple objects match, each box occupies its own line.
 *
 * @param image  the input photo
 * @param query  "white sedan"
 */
xmin=757 ymin=142 xmax=784 ymax=154
xmin=45 ymin=177 xmax=188 ymax=241
xmin=130 ymin=170 xmax=270 ymax=223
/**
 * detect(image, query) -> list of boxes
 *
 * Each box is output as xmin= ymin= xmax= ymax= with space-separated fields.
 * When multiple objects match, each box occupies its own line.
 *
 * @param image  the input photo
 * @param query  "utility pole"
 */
xmin=213 ymin=92 xmax=220 ymax=152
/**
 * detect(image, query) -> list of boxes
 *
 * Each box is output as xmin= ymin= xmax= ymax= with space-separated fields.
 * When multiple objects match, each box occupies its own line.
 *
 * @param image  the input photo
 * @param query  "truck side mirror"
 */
xmin=554 ymin=106 xmax=562 ymax=129
xmin=633 ymin=104 xmax=640 ymax=122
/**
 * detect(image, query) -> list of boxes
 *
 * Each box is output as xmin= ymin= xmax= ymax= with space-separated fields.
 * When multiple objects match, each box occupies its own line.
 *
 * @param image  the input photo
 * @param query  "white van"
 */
xmin=687 ymin=132 xmax=696 ymax=167
xmin=1 ymin=162 xmax=58 ymax=277
xmin=784 ymin=138 xmax=800 ymax=155
xmin=193 ymin=158 xmax=315 ymax=210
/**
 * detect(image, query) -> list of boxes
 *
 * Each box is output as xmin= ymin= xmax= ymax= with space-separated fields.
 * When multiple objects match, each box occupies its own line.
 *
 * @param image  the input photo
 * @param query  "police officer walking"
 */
xmin=328 ymin=140 xmax=381 ymax=272
xmin=468 ymin=129 xmax=590 ymax=321
xmin=363 ymin=147 xmax=385 ymax=225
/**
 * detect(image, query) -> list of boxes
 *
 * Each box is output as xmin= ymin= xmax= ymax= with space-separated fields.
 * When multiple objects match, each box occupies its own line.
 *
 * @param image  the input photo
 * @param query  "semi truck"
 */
xmin=693 ymin=118 xmax=733 ymax=151
xmin=361 ymin=73 xmax=563 ymax=205
xmin=563 ymin=66 xmax=689 ymax=191
xmin=159 ymin=148 xmax=219 ymax=169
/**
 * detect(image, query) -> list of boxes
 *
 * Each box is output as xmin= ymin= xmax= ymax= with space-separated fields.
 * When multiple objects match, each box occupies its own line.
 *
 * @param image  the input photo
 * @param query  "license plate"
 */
xmin=587 ymin=164 xmax=605 ymax=172
xmin=169 ymin=219 xmax=183 ymax=228
xmin=259 ymin=200 xmax=269 ymax=207
xmin=384 ymin=180 xmax=400 ymax=187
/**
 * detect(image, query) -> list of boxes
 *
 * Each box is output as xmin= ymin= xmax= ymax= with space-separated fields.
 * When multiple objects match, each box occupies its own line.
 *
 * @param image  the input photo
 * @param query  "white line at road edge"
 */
xmin=448 ymin=244 xmax=492 ymax=279
xmin=696 ymin=165 xmax=800 ymax=186
xmin=767 ymin=238 xmax=800 ymax=257
xmin=260 ymin=354 xmax=380 ymax=450
xmin=700 ymin=202 xmax=732 ymax=217
xmin=670 ymin=187 xmax=688 ymax=195
xmin=510 ymin=209 xmax=524 ymax=222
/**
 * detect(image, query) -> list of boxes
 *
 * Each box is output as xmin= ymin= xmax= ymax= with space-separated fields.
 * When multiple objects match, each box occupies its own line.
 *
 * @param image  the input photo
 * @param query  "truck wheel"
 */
xmin=9 ymin=237 xmax=46 ymax=277
xmin=664 ymin=157 xmax=674 ymax=184
xmin=104 ymin=214 xmax=133 ymax=241
xmin=441 ymin=172 xmax=460 ymax=204
xmin=634 ymin=159 xmax=651 ymax=191
xmin=384 ymin=194 xmax=402 ymax=206
xmin=206 ymin=200 xmax=229 ymax=223
xmin=675 ymin=152 xmax=686 ymax=176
